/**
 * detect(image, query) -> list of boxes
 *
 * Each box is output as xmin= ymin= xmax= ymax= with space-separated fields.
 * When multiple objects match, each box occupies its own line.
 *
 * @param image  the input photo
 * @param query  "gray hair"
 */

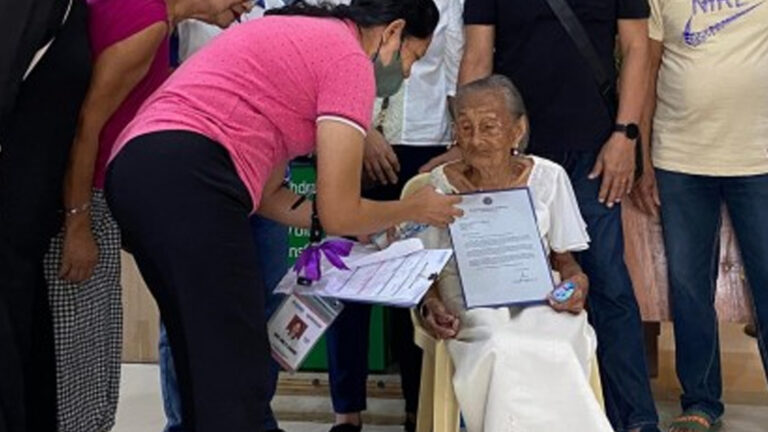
xmin=453 ymin=74 xmax=530 ymax=153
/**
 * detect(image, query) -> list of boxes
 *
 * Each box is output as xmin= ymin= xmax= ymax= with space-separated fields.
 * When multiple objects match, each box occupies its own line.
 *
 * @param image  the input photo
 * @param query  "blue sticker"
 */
xmin=552 ymin=281 xmax=576 ymax=303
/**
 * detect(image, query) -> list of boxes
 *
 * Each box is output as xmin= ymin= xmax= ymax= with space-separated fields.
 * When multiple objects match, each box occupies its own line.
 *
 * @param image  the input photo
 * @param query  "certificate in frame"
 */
xmin=448 ymin=187 xmax=555 ymax=309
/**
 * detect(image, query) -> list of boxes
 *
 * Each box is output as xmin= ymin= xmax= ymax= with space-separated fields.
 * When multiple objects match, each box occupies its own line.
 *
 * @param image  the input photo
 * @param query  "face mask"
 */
xmin=372 ymin=39 xmax=405 ymax=98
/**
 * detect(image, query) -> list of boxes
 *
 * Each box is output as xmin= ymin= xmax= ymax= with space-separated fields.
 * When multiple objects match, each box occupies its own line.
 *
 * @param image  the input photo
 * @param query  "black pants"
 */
xmin=326 ymin=145 xmax=445 ymax=415
xmin=0 ymin=1 xmax=90 ymax=431
xmin=107 ymin=131 xmax=269 ymax=432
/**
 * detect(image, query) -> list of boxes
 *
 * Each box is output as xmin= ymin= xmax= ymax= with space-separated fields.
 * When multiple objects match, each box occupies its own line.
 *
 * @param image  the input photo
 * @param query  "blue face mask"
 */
xmin=372 ymin=39 xmax=405 ymax=98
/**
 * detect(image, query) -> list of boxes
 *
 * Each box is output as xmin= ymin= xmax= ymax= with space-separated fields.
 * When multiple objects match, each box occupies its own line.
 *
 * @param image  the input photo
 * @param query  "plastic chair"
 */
xmin=399 ymin=174 xmax=605 ymax=432
xmin=412 ymin=309 xmax=461 ymax=432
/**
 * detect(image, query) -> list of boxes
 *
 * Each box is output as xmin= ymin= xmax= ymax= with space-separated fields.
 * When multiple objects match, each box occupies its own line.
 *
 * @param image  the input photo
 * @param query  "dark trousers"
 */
xmin=0 ymin=2 xmax=90 ymax=431
xmin=107 ymin=131 xmax=269 ymax=432
xmin=326 ymin=145 xmax=444 ymax=414
xmin=560 ymin=151 xmax=659 ymax=432
xmin=656 ymin=169 xmax=768 ymax=421
xmin=159 ymin=216 xmax=289 ymax=432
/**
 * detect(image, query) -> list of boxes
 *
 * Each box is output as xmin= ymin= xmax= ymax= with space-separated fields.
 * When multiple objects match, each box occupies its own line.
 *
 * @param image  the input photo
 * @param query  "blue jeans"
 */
xmin=561 ymin=151 xmax=659 ymax=432
xmin=159 ymin=216 xmax=289 ymax=432
xmin=656 ymin=169 xmax=768 ymax=421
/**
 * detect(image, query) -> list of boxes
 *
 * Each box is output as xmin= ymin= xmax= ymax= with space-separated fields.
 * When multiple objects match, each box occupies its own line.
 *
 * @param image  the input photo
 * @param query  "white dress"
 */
xmin=418 ymin=156 xmax=612 ymax=432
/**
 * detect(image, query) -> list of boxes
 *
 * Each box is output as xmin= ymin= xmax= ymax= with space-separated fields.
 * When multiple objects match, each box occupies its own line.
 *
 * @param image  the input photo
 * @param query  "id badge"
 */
xmin=268 ymin=294 xmax=343 ymax=372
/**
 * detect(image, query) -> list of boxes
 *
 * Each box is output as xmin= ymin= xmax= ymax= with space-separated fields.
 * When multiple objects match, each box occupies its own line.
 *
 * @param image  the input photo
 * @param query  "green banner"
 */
xmin=287 ymin=163 xmax=316 ymax=266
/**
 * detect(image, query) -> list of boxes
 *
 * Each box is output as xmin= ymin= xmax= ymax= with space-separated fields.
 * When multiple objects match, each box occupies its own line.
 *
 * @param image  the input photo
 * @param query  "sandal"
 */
xmin=668 ymin=409 xmax=716 ymax=432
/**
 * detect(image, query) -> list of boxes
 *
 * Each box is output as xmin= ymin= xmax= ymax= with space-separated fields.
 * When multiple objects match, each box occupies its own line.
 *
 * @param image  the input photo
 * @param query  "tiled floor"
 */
xmin=114 ymin=364 xmax=768 ymax=432
xmin=115 ymin=364 xmax=402 ymax=432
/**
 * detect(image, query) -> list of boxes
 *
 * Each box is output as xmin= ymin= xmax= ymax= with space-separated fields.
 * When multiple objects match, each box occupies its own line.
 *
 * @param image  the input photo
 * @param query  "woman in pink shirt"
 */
xmin=106 ymin=1 xmax=460 ymax=431
xmin=44 ymin=0 xmax=249 ymax=431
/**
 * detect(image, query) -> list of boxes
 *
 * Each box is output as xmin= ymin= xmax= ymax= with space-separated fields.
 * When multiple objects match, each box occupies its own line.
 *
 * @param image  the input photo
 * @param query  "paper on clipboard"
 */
xmin=275 ymin=238 xmax=452 ymax=308
xmin=347 ymin=238 xmax=423 ymax=268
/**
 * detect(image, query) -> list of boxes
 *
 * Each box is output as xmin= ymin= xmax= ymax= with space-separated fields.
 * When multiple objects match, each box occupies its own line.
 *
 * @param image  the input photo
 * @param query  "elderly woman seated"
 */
xmin=417 ymin=75 xmax=611 ymax=432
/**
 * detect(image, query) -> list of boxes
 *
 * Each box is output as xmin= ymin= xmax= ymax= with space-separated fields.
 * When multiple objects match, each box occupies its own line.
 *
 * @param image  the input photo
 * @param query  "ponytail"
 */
xmin=266 ymin=0 xmax=439 ymax=39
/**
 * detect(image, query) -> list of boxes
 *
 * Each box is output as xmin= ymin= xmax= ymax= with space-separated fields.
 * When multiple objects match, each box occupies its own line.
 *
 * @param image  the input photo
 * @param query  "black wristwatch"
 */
xmin=614 ymin=123 xmax=640 ymax=140
xmin=614 ymin=122 xmax=645 ymax=180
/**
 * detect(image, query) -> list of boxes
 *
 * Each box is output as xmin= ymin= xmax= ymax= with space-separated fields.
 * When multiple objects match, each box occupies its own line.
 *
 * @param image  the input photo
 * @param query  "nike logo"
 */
xmin=683 ymin=1 xmax=764 ymax=47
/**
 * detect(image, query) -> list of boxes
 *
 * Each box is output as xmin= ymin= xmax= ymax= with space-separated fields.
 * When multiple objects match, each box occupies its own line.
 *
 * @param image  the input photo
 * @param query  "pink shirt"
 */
xmin=88 ymin=0 xmax=170 ymax=189
xmin=112 ymin=16 xmax=375 ymax=210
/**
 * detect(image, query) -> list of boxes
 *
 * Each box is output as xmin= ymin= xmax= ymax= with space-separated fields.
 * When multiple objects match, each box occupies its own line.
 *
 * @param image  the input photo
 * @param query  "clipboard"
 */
xmin=274 ymin=239 xmax=453 ymax=308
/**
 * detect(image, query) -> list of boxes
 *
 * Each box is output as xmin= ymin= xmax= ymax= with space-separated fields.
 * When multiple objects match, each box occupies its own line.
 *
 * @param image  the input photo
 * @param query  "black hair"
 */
xmin=265 ymin=0 xmax=439 ymax=39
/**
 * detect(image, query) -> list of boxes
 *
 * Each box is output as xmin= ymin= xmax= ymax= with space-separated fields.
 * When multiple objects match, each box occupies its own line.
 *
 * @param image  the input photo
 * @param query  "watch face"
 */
xmin=625 ymin=124 xmax=640 ymax=140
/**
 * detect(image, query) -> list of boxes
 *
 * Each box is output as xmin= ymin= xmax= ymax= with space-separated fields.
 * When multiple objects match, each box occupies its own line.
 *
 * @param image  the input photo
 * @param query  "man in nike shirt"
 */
xmin=419 ymin=1 xmax=662 ymax=431
xmin=632 ymin=0 xmax=768 ymax=430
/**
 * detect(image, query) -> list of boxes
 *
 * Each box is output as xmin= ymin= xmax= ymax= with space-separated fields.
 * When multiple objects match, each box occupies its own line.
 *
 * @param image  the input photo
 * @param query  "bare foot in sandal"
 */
xmin=668 ymin=410 xmax=715 ymax=432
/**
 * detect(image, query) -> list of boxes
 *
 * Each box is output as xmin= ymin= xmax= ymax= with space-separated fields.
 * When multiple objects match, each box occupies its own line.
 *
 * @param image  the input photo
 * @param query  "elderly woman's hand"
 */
xmin=548 ymin=273 xmax=589 ymax=314
xmin=421 ymin=296 xmax=460 ymax=339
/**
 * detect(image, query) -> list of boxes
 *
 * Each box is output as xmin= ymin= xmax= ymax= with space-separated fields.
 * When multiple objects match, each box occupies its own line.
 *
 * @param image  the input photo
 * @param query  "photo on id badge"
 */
xmin=286 ymin=315 xmax=308 ymax=341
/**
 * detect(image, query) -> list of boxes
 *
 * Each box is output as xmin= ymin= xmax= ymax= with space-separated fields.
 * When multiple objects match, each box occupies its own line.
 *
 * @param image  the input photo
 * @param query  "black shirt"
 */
xmin=464 ymin=0 xmax=649 ymax=159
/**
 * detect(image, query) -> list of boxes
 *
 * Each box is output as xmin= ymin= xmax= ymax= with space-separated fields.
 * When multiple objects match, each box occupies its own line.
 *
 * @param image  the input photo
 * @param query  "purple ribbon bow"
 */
xmin=293 ymin=239 xmax=354 ymax=282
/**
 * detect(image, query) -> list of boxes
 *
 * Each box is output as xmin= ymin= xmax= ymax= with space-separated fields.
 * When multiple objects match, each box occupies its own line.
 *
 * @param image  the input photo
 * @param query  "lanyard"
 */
xmin=297 ymin=158 xmax=324 ymax=286
xmin=308 ymin=198 xmax=323 ymax=244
